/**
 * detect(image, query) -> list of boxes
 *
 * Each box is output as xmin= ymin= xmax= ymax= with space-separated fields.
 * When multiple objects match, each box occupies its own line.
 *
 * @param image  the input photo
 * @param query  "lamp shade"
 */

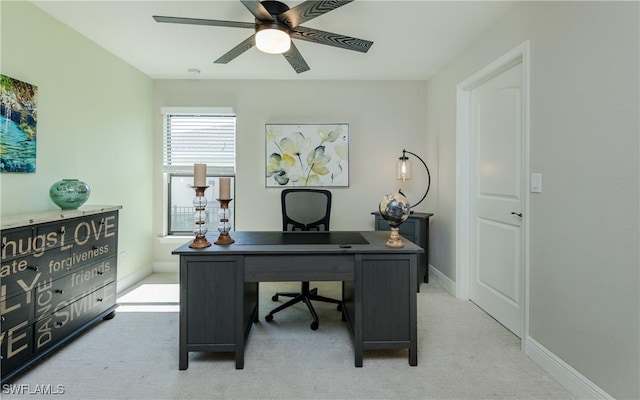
xmin=395 ymin=149 xmax=431 ymax=209
xmin=256 ymin=24 xmax=291 ymax=54
xmin=397 ymin=156 xmax=412 ymax=181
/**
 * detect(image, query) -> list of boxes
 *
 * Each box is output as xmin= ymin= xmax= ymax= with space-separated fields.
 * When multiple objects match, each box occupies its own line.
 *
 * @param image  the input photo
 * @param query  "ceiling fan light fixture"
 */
xmin=255 ymin=23 xmax=291 ymax=54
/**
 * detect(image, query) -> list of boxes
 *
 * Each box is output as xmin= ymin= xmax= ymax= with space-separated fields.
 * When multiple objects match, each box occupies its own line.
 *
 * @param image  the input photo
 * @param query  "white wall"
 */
xmin=152 ymin=79 xmax=430 ymax=262
xmin=0 ymin=2 xmax=155 ymax=286
xmin=425 ymin=2 xmax=639 ymax=399
xmin=5 ymin=2 xmax=638 ymax=397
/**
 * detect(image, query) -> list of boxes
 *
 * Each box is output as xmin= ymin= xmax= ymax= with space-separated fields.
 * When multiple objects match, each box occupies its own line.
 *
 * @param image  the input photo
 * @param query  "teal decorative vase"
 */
xmin=49 ymin=179 xmax=91 ymax=210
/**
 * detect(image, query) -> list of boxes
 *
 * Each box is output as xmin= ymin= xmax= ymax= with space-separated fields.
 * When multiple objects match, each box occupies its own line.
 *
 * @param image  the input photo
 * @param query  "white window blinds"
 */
xmin=162 ymin=108 xmax=236 ymax=175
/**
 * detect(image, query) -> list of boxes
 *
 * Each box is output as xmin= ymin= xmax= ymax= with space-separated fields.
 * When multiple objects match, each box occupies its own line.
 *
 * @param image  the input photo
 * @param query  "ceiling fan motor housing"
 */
xmin=256 ymin=22 xmax=290 ymax=34
xmin=260 ymin=1 xmax=290 ymax=17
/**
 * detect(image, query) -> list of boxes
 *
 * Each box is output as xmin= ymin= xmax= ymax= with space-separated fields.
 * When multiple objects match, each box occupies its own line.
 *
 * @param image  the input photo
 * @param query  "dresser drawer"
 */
xmin=34 ymin=281 xmax=116 ymax=353
xmin=1 ymin=226 xmax=36 ymax=262
xmin=35 ymin=257 xmax=116 ymax=320
xmin=67 ymin=212 xmax=118 ymax=256
xmin=34 ymin=221 xmax=69 ymax=253
xmin=0 ymin=321 xmax=31 ymax=376
xmin=1 ymin=246 xmax=71 ymax=299
xmin=1 ymin=291 xmax=34 ymax=334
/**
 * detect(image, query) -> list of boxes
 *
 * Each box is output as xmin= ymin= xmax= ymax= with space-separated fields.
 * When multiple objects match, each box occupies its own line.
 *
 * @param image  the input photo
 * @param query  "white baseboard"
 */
xmin=153 ymin=261 xmax=179 ymax=273
xmin=525 ymin=336 xmax=613 ymax=400
xmin=428 ymin=264 xmax=456 ymax=296
xmin=117 ymin=264 xmax=153 ymax=294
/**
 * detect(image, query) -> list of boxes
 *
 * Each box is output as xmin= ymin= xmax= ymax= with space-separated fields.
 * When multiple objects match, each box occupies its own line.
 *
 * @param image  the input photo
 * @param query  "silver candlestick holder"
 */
xmin=214 ymin=198 xmax=234 ymax=245
xmin=189 ymin=186 xmax=212 ymax=249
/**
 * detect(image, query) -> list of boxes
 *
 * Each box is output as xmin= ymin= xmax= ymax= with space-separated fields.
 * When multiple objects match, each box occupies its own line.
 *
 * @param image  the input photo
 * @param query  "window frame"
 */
xmin=161 ymin=107 xmax=236 ymax=236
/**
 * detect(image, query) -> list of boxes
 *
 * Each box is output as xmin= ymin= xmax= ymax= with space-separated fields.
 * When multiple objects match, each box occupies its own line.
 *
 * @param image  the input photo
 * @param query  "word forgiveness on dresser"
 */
xmin=1 ymin=209 xmax=119 ymax=383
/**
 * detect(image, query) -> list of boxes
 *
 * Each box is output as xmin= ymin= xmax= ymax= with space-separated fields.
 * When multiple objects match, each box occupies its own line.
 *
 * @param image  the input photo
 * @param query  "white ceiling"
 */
xmin=31 ymin=1 xmax=518 ymax=80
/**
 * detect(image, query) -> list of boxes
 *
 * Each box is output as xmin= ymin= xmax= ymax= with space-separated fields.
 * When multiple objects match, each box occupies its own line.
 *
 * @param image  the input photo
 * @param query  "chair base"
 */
xmin=265 ymin=282 xmax=343 ymax=330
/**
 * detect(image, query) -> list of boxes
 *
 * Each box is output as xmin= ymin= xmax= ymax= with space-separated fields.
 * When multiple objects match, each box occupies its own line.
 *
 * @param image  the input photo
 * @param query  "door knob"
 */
xmin=511 ymin=212 xmax=523 ymax=217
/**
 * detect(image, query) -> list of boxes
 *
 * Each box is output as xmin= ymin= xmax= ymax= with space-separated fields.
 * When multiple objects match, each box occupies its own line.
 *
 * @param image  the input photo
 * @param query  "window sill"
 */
xmin=157 ymin=235 xmax=193 ymax=245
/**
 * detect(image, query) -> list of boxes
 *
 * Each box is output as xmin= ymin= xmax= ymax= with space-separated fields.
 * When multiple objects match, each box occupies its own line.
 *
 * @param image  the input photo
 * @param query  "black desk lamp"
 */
xmin=397 ymin=149 xmax=431 ymax=209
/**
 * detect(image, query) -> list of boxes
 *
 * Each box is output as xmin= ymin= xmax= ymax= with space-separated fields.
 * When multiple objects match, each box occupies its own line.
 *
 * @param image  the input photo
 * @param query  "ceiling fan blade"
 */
xmin=153 ymin=15 xmax=255 ymax=29
xmin=282 ymin=42 xmax=310 ymax=74
xmin=214 ymin=35 xmax=256 ymax=64
xmin=291 ymin=26 xmax=373 ymax=53
xmin=240 ymin=0 xmax=275 ymax=21
xmin=278 ymin=0 xmax=353 ymax=28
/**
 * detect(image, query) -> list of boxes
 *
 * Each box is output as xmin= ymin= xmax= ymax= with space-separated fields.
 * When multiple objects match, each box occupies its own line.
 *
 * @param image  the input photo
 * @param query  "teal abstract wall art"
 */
xmin=1 ymin=74 xmax=38 ymax=173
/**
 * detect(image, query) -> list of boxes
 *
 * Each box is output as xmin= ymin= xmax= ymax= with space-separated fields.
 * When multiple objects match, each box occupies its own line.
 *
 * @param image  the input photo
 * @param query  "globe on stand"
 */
xmin=378 ymin=191 xmax=411 ymax=248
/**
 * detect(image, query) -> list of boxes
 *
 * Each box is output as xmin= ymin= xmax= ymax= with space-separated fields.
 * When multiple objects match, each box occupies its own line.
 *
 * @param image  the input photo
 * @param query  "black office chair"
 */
xmin=264 ymin=188 xmax=342 ymax=330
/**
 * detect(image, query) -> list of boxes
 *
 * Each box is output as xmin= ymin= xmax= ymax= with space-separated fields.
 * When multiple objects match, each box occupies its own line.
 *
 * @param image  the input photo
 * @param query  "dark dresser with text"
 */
xmin=0 ymin=205 xmax=120 ymax=383
xmin=373 ymin=211 xmax=432 ymax=292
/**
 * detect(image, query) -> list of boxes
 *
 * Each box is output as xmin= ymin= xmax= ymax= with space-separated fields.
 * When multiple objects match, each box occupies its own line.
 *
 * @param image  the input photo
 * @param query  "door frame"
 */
xmin=455 ymin=41 xmax=531 ymax=348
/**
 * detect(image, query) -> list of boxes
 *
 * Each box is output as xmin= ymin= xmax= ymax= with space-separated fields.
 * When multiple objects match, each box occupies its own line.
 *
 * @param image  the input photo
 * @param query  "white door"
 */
xmin=468 ymin=60 xmax=524 ymax=337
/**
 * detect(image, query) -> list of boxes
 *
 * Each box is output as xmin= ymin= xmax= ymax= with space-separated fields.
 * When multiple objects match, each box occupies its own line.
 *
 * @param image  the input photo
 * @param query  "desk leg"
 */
xmin=354 ymin=255 xmax=363 ymax=367
xmin=355 ymin=349 xmax=363 ymax=367
xmin=179 ymin=349 xmax=188 ymax=370
xmin=236 ymin=262 xmax=245 ymax=369
xmin=179 ymin=261 xmax=188 ymax=370
xmin=409 ymin=254 xmax=418 ymax=366
xmin=235 ymin=350 xmax=244 ymax=369
xmin=409 ymin=344 xmax=417 ymax=366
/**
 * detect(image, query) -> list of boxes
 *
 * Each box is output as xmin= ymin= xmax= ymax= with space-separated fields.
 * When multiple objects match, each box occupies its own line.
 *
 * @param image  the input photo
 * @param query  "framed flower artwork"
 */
xmin=266 ymin=123 xmax=349 ymax=187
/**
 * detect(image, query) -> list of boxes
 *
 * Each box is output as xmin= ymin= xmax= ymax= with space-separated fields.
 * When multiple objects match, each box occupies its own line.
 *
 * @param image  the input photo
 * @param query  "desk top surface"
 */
xmin=172 ymin=231 xmax=423 ymax=255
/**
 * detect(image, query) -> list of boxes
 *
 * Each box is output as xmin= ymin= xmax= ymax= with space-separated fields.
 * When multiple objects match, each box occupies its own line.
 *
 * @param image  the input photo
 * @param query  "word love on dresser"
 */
xmin=0 ymin=207 xmax=120 ymax=383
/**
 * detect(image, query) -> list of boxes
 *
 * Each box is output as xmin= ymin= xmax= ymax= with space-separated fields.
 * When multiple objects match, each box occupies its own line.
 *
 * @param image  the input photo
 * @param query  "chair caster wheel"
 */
xmin=310 ymin=321 xmax=319 ymax=330
xmin=265 ymin=314 xmax=274 ymax=322
xmin=271 ymin=295 xmax=279 ymax=301
xmin=336 ymin=303 xmax=342 ymax=311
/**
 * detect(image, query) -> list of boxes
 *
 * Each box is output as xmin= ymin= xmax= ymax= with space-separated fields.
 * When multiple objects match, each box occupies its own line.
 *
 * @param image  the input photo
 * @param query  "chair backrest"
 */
xmin=281 ymin=189 xmax=331 ymax=232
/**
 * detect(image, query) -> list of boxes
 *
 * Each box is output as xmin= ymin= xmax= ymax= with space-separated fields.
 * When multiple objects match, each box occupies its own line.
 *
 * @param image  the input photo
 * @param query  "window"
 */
xmin=162 ymin=108 xmax=236 ymax=235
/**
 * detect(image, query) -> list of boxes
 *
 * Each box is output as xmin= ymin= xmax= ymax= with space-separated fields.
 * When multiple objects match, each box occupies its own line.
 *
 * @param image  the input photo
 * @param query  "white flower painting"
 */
xmin=266 ymin=123 xmax=349 ymax=187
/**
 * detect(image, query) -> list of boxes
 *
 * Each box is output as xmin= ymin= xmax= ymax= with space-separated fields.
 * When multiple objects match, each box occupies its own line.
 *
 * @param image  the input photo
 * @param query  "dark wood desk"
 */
xmin=172 ymin=231 xmax=423 ymax=369
xmin=372 ymin=212 xmax=433 ymax=291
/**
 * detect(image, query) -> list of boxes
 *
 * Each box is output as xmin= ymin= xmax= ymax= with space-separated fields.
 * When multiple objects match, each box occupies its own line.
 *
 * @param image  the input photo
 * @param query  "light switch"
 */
xmin=531 ymin=173 xmax=542 ymax=193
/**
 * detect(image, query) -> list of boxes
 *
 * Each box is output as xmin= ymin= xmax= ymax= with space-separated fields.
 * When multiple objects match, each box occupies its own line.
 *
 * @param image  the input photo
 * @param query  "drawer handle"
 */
xmin=59 ymin=227 xmax=65 ymax=234
xmin=27 ymin=265 xmax=39 ymax=272
xmin=97 ymin=298 xmax=103 ymax=302
xmin=55 ymin=321 xmax=64 ymax=327
xmin=92 ymin=245 xmax=99 ymax=250
xmin=97 ymin=271 xmax=104 ymax=275
xmin=55 ymin=289 xmax=64 ymax=294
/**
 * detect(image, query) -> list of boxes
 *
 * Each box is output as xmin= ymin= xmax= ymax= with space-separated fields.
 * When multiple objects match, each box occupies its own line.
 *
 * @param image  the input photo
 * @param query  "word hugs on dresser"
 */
xmin=0 ymin=208 xmax=119 ymax=383
xmin=0 ymin=214 xmax=116 ymax=279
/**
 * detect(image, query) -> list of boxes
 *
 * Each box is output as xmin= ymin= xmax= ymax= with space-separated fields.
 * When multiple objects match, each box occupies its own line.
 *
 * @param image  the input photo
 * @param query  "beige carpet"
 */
xmin=4 ymin=280 xmax=573 ymax=399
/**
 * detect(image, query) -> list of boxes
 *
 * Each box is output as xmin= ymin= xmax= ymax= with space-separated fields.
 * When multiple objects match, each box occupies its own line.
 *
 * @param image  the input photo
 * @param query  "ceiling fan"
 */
xmin=153 ymin=0 xmax=373 ymax=74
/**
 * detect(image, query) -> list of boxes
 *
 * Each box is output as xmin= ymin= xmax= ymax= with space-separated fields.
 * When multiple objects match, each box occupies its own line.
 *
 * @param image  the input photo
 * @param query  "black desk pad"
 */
xmin=236 ymin=231 xmax=369 ymax=246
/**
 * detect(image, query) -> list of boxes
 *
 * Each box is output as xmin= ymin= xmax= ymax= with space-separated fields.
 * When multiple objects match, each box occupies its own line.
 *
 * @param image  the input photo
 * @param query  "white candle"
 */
xmin=194 ymin=164 xmax=206 ymax=187
xmin=219 ymin=177 xmax=231 ymax=200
